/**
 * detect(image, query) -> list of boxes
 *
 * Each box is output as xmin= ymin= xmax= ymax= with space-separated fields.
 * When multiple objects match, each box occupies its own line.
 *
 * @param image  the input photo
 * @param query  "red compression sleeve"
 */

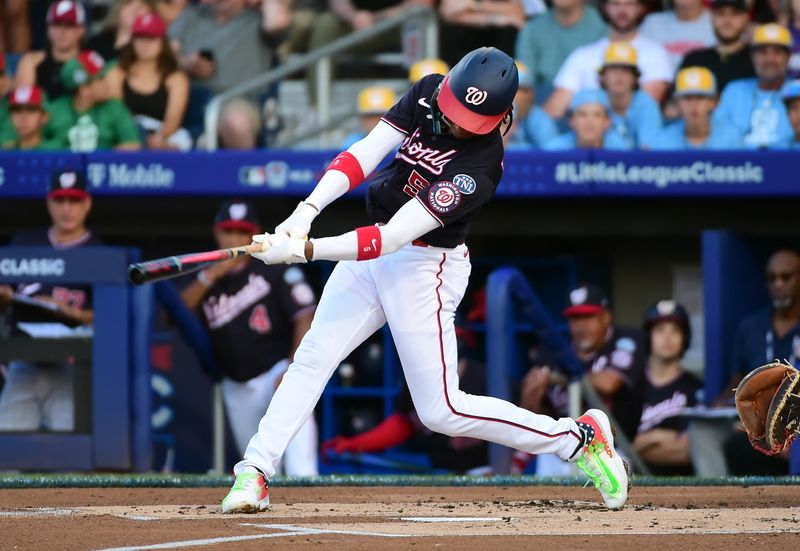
xmin=346 ymin=413 xmax=416 ymax=452
xmin=327 ymin=151 xmax=365 ymax=191
xmin=356 ymin=225 xmax=382 ymax=260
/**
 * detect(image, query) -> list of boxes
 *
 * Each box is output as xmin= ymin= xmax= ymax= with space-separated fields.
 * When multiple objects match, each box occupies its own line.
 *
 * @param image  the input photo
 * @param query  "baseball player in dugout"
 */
xmin=179 ymin=200 xmax=319 ymax=476
xmin=633 ymin=301 xmax=702 ymax=476
xmin=0 ymin=169 xmax=100 ymax=431
xmin=520 ymin=284 xmax=646 ymax=442
xmin=221 ymin=47 xmax=629 ymax=514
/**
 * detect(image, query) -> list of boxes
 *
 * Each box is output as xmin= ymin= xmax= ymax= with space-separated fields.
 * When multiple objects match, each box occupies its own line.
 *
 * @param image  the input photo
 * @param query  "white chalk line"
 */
xmin=399 ymin=517 xmax=507 ymax=522
xmin=94 ymin=523 xmax=411 ymax=551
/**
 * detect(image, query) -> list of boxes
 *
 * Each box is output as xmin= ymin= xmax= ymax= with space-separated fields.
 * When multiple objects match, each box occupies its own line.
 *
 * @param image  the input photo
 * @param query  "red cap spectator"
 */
xmin=47 ymin=0 xmax=86 ymax=26
xmin=8 ymin=85 xmax=46 ymax=110
xmin=0 ymin=53 xmax=5 ymax=74
xmin=562 ymin=284 xmax=610 ymax=317
xmin=132 ymin=12 xmax=167 ymax=39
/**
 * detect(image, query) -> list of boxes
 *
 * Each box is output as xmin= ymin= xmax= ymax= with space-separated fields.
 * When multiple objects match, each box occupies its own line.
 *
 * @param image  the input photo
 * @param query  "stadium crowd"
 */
xmin=0 ymin=0 xmax=799 ymax=151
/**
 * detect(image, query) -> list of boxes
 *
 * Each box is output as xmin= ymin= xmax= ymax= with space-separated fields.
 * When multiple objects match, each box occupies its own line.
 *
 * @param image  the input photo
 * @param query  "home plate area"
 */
xmin=2 ymin=485 xmax=800 ymax=550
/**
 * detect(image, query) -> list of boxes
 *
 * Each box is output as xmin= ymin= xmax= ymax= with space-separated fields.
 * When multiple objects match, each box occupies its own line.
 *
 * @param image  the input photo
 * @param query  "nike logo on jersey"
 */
xmin=371 ymin=238 xmax=378 ymax=251
xmin=418 ymin=97 xmax=431 ymax=108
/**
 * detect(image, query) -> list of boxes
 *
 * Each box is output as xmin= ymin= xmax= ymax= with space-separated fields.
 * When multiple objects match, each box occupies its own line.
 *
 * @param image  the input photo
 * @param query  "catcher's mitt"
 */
xmin=735 ymin=360 xmax=800 ymax=455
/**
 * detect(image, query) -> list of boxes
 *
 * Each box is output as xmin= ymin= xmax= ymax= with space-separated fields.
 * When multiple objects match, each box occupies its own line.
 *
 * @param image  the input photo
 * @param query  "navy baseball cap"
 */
xmin=48 ymin=169 xmax=89 ymax=199
xmin=563 ymin=284 xmax=610 ymax=317
xmin=214 ymin=200 xmax=260 ymax=234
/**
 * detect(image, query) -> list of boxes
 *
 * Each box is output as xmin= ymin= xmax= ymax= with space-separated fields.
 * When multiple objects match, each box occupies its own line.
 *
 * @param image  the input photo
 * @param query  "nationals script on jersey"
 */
xmin=367 ymin=74 xmax=504 ymax=248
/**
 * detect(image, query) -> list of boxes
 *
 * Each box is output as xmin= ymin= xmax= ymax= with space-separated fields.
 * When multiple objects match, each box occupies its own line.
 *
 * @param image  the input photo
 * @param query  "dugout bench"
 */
xmin=0 ymin=247 xmax=153 ymax=471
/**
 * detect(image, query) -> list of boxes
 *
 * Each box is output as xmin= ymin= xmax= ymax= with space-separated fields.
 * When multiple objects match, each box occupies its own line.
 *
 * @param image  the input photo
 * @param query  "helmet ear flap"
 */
xmin=430 ymin=78 xmax=444 ymax=135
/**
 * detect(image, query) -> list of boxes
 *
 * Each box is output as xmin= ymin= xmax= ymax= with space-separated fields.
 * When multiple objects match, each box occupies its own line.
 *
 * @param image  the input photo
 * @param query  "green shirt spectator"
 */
xmin=45 ymin=51 xmax=141 ymax=151
xmin=515 ymin=0 xmax=606 ymax=94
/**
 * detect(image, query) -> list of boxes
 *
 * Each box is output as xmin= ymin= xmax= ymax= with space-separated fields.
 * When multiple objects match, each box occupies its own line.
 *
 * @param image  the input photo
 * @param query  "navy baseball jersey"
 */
xmin=531 ymin=326 xmax=646 ymax=439
xmin=199 ymin=262 xmax=316 ymax=382
xmin=732 ymin=307 xmax=800 ymax=378
xmin=9 ymin=229 xmax=102 ymax=323
xmin=637 ymin=371 xmax=702 ymax=434
xmin=367 ymin=74 xmax=504 ymax=248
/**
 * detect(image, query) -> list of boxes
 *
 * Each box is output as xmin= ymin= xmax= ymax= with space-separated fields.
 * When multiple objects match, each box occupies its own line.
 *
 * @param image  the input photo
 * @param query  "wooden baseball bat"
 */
xmin=128 ymin=243 xmax=263 ymax=285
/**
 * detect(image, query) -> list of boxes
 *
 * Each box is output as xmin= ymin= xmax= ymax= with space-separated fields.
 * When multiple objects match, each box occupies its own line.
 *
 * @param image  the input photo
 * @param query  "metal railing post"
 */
xmin=211 ymin=383 xmax=225 ymax=474
xmin=423 ymin=11 xmax=439 ymax=60
xmin=204 ymin=97 xmax=222 ymax=151
xmin=316 ymin=56 xmax=332 ymax=149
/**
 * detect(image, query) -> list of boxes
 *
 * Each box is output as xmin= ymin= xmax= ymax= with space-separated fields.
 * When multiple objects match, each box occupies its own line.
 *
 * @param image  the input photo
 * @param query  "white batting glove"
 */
xmin=251 ymin=233 xmax=308 ymax=265
xmin=274 ymin=201 xmax=318 ymax=239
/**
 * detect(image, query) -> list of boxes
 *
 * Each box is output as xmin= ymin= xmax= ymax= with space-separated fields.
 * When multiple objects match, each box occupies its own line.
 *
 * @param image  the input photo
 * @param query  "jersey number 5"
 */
xmin=403 ymin=170 xmax=430 ymax=198
xmin=249 ymin=304 xmax=272 ymax=334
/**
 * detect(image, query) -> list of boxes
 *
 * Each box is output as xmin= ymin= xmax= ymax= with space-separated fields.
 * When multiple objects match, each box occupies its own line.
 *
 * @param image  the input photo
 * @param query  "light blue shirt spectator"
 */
xmin=713 ymin=78 xmax=794 ymax=149
xmin=507 ymin=106 xmax=559 ymax=149
xmin=607 ymin=90 xmax=663 ymax=148
xmin=543 ymin=129 xmax=631 ymax=150
xmin=515 ymin=1 xmax=607 ymax=97
xmin=649 ymin=120 xmax=742 ymax=149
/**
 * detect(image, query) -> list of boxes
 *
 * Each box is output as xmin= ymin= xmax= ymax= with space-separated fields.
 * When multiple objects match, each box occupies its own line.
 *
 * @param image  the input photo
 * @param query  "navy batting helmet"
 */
xmin=433 ymin=47 xmax=518 ymax=135
xmin=642 ymin=300 xmax=692 ymax=352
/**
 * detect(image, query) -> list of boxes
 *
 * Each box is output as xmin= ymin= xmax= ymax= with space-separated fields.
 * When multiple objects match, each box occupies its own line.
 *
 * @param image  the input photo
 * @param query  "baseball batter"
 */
xmin=222 ymin=47 xmax=629 ymax=512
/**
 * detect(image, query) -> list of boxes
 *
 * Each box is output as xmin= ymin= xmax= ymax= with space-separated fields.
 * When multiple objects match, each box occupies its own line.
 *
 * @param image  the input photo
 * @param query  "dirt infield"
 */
xmin=2 ymin=486 xmax=799 ymax=550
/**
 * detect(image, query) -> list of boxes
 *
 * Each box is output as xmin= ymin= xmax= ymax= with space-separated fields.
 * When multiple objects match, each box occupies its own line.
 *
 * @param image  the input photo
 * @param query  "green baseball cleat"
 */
xmin=575 ymin=409 xmax=630 ymax=510
xmin=221 ymin=471 xmax=270 ymax=514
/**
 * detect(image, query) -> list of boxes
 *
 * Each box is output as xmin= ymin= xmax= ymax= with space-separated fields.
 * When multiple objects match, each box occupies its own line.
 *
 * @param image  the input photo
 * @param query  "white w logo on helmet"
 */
xmin=464 ymin=87 xmax=488 ymax=105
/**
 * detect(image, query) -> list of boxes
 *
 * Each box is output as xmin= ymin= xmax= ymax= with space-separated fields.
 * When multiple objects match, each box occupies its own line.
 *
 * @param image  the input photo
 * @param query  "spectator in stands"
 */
xmin=778 ymin=79 xmax=800 ymax=148
xmin=340 ymin=86 xmax=397 ymax=149
xmin=272 ymin=0 xmax=326 ymax=61
xmin=408 ymin=57 xmax=449 ymax=85
xmin=520 ymin=283 xmax=646 ymax=440
xmin=515 ymin=0 xmax=607 ymax=95
xmin=544 ymin=0 xmax=672 ymax=119
xmin=169 ymin=0 xmax=290 ymax=149
xmin=597 ymin=42 xmax=661 ymax=149
xmin=713 ymin=23 xmax=795 ymax=148
xmin=105 ymin=12 xmax=191 ymax=151
xmin=543 ymin=89 xmax=631 ymax=150
xmin=0 ymin=52 xmax=11 ymax=97
xmin=0 ymin=0 xmax=31 ymax=53
xmin=2 ymin=85 xmax=59 ymax=150
xmin=679 ymin=0 xmax=755 ymax=93
xmin=504 ymin=61 xmax=558 ymax=149
xmin=640 ymin=0 xmax=715 ymax=72
xmin=157 ymin=0 xmax=189 ymax=25
xmin=782 ymin=0 xmax=800 ymax=78
xmin=720 ymin=249 xmax=800 ymax=476
xmin=0 ymin=170 xmax=100 ymax=432
xmin=438 ymin=0 xmax=526 ymax=67
xmin=46 ymin=51 xmax=141 ymax=151
xmin=648 ymin=66 xmax=742 ymax=149
xmin=633 ymin=300 xmax=702 ymax=476
xmin=305 ymin=1 xmax=432 ymax=108
xmin=88 ymin=0 xmax=157 ymax=61
xmin=16 ymin=0 xmax=86 ymax=102
xmin=180 ymin=200 xmax=318 ymax=475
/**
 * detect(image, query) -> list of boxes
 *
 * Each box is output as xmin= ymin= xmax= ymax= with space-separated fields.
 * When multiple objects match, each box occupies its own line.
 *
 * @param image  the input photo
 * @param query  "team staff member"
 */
xmin=0 ymin=170 xmax=99 ymax=431
xmin=221 ymin=48 xmax=629 ymax=514
xmin=521 ymin=284 xmax=646 ymax=440
xmin=634 ymin=301 xmax=702 ymax=476
xmin=180 ymin=200 xmax=318 ymax=476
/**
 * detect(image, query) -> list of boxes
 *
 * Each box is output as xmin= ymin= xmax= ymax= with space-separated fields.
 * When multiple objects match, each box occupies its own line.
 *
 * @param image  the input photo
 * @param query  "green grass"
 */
xmin=0 ymin=473 xmax=799 ymax=488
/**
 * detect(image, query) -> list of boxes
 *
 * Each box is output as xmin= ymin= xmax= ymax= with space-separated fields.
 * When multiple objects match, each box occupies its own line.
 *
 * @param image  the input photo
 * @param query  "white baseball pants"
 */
xmin=236 ymin=243 xmax=583 ymax=479
xmin=0 ymin=361 xmax=74 ymax=431
xmin=222 ymin=359 xmax=318 ymax=476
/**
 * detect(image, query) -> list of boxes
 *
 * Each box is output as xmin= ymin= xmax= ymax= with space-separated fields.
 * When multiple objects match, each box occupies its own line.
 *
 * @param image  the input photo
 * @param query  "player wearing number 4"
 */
xmin=221 ymin=47 xmax=630 ymax=513
xmin=180 ymin=200 xmax=318 ymax=476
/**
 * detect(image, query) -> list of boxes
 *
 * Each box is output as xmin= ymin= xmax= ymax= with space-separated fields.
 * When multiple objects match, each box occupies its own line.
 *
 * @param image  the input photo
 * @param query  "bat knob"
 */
xmin=128 ymin=264 xmax=146 ymax=285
